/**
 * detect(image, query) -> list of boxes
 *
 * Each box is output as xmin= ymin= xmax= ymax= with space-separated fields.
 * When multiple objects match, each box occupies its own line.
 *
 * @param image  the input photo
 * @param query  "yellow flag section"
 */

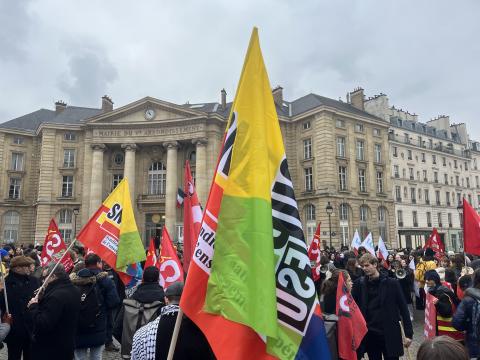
xmin=77 ymin=178 xmax=146 ymax=272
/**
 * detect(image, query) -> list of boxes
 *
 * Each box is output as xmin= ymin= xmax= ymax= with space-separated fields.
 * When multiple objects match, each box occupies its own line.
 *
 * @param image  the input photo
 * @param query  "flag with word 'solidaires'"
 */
xmin=77 ymin=178 xmax=146 ymax=279
xmin=180 ymin=27 xmax=330 ymax=360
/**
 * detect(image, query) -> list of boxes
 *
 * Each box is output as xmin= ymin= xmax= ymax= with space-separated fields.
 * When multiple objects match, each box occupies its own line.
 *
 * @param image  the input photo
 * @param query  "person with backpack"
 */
xmin=71 ymin=254 xmax=120 ymax=360
xmin=453 ymin=267 xmax=480 ymax=358
xmin=113 ymin=266 xmax=164 ymax=359
xmin=27 ymin=262 xmax=80 ymax=360
xmin=414 ymin=248 xmax=437 ymax=310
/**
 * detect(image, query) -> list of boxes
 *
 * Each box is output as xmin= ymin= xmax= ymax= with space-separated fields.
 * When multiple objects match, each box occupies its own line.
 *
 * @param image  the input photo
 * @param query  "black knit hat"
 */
xmin=425 ymin=248 xmax=435 ymax=258
xmin=143 ymin=266 xmax=160 ymax=283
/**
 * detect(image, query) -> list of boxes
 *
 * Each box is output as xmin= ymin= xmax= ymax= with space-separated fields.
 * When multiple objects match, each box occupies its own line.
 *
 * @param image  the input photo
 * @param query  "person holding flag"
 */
xmin=179 ymin=28 xmax=331 ymax=359
xmin=352 ymin=253 xmax=413 ymax=359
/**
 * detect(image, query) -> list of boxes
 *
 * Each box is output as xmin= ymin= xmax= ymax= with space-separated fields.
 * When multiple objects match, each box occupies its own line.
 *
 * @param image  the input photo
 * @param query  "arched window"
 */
xmin=148 ymin=162 xmax=166 ymax=195
xmin=339 ymin=203 xmax=350 ymax=246
xmin=304 ymin=204 xmax=316 ymax=244
xmin=58 ymin=209 xmax=73 ymax=242
xmin=378 ymin=206 xmax=388 ymax=242
xmin=359 ymin=205 xmax=369 ymax=238
xmin=3 ymin=211 xmax=20 ymax=243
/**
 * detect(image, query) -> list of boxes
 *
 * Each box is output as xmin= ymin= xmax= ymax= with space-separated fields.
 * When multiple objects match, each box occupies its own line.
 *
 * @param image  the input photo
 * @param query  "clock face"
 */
xmin=145 ymin=108 xmax=156 ymax=120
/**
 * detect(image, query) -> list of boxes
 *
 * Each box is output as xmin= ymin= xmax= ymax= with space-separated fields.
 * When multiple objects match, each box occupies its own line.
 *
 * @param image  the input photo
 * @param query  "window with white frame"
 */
xmin=395 ymin=186 xmax=401 ymax=201
xmin=176 ymin=224 xmax=184 ymax=244
xmin=13 ymin=137 xmax=24 ymax=145
xmin=11 ymin=153 xmax=23 ymax=171
xmin=358 ymin=169 xmax=366 ymax=192
xmin=304 ymin=167 xmax=313 ymax=191
xmin=63 ymin=149 xmax=75 ymax=168
xmin=303 ymin=138 xmax=312 ymax=159
xmin=378 ymin=207 xmax=387 ymax=242
xmin=304 ymin=204 xmax=316 ymax=243
xmin=9 ymin=178 xmax=21 ymax=199
xmin=303 ymin=121 xmax=311 ymax=130
xmin=64 ymin=132 xmax=76 ymax=141
xmin=394 ymin=165 xmax=399 ymax=178
xmin=3 ymin=211 xmax=19 ymax=243
xmin=337 ymin=137 xmax=345 ymax=157
xmin=338 ymin=166 xmax=347 ymax=191
xmin=339 ymin=203 xmax=349 ymax=246
xmin=376 ymin=172 xmax=384 ymax=193
xmin=58 ymin=209 xmax=73 ymax=242
xmin=359 ymin=205 xmax=369 ymax=237
xmin=62 ymin=176 xmax=74 ymax=197
xmin=374 ymin=144 xmax=382 ymax=163
xmin=355 ymin=123 xmax=364 ymax=132
xmin=112 ymin=174 xmax=124 ymax=190
xmin=149 ymin=162 xmax=167 ymax=195
xmin=356 ymin=140 xmax=365 ymax=160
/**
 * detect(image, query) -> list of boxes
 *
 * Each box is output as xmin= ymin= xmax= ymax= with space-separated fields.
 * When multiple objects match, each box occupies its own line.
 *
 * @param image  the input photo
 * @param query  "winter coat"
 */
xmin=414 ymin=260 xmax=437 ymax=287
xmin=0 ymin=271 xmax=40 ymax=344
xmin=352 ymin=274 xmax=413 ymax=358
xmin=113 ymin=281 xmax=165 ymax=342
xmin=29 ymin=277 xmax=80 ymax=360
xmin=71 ymin=268 xmax=120 ymax=349
xmin=452 ymin=287 xmax=480 ymax=358
xmin=398 ymin=269 xmax=414 ymax=305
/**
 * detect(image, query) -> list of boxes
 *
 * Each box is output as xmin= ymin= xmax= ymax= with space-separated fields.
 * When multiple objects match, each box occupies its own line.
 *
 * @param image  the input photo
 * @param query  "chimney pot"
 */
xmin=221 ymin=89 xmax=227 ymax=110
xmin=272 ymin=86 xmax=283 ymax=106
xmin=349 ymin=87 xmax=365 ymax=110
xmin=55 ymin=100 xmax=67 ymax=114
xmin=102 ymin=95 xmax=114 ymax=112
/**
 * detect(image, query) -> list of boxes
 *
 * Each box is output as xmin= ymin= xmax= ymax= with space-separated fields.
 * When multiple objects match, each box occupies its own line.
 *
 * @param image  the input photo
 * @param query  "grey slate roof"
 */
xmin=0 ymin=106 xmax=102 ymax=133
xmin=389 ymin=117 xmax=460 ymax=144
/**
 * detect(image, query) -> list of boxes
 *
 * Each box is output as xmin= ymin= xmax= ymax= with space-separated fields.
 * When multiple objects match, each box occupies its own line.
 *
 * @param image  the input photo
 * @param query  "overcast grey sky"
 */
xmin=1 ymin=0 xmax=479 ymax=138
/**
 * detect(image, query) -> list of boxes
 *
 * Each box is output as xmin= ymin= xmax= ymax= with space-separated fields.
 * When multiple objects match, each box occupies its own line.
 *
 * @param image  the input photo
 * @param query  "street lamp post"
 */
xmin=326 ymin=202 xmax=333 ymax=250
xmin=73 ymin=208 xmax=80 ymax=243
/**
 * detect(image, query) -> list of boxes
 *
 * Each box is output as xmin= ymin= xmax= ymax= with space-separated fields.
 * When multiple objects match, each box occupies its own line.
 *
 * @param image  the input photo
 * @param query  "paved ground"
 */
xmin=0 ymin=311 xmax=426 ymax=359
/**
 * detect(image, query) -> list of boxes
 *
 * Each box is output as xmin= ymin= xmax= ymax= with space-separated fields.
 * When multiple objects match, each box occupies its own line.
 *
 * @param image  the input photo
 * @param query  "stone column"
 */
xmin=89 ymin=144 xmax=106 ymax=215
xmin=122 ymin=143 xmax=137 ymax=202
xmin=193 ymin=138 xmax=208 ymax=205
xmin=164 ymin=141 xmax=179 ymax=237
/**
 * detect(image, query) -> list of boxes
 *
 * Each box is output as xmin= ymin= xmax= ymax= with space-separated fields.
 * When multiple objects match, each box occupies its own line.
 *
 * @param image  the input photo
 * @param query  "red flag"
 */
xmin=424 ymin=292 xmax=437 ymax=338
xmin=40 ymin=219 xmax=74 ymax=272
xmin=464 ymin=198 xmax=480 ymax=255
xmin=182 ymin=160 xmax=202 ymax=273
xmin=158 ymin=227 xmax=184 ymax=288
xmin=144 ymin=238 xmax=159 ymax=269
xmin=424 ymin=228 xmax=445 ymax=257
xmin=336 ymin=271 xmax=367 ymax=360
xmin=307 ymin=223 xmax=321 ymax=281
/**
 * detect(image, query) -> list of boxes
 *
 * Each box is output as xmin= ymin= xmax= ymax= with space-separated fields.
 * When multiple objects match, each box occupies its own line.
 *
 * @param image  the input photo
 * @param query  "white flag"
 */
xmin=409 ymin=258 xmax=415 ymax=271
xmin=350 ymin=229 xmax=362 ymax=254
xmin=361 ymin=232 xmax=376 ymax=256
xmin=377 ymin=236 xmax=389 ymax=260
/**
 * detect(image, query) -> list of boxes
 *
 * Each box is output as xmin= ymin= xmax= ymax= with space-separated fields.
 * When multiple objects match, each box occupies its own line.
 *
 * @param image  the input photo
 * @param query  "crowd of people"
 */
xmin=317 ymin=244 xmax=480 ymax=359
xmin=0 ymin=243 xmax=213 ymax=360
xmin=0 ymin=241 xmax=479 ymax=359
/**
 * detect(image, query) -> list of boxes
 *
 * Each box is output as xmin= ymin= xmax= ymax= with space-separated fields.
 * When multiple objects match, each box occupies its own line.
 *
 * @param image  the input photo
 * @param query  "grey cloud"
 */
xmin=57 ymin=41 xmax=118 ymax=105
xmin=0 ymin=0 xmax=34 ymax=61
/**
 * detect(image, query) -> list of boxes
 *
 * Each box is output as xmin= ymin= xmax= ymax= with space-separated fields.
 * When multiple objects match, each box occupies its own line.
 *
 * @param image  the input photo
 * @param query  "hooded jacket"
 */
xmin=452 ymin=287 xmax=480 ymax=358
xmin=70 ymin=268 xmax=120 ymax=349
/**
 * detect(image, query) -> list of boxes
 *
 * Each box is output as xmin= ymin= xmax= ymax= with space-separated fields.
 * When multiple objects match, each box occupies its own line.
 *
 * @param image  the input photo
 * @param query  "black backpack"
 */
xmin=76 ymin=281 xmax=101 ymax=331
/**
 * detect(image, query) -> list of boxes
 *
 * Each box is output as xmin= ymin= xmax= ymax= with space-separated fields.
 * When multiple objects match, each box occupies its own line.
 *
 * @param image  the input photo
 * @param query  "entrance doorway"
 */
xmin=145 ymin=213 xmax=164 ymax=245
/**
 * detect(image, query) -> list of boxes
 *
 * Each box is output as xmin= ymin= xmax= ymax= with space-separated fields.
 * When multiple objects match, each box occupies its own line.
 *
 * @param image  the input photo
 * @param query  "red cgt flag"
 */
xmin=423 ymin=228 xmax=445 ymax=258
xmin=144 ymin=238 xmax=159 ymax=269
xmin=463 ymin=198 xmax=480 ymax=255
xmin=307 ymin=223 xmax=321 ymax=281
xmin=336 ymin=271 xmax=367 ymax=360
xmin=40 ymin=219 xmax=74 ymax=272
xmin=158 ymin=227 xmax=184 ymax=288
xmin=182 ymin=160 xmax=202 ymax=273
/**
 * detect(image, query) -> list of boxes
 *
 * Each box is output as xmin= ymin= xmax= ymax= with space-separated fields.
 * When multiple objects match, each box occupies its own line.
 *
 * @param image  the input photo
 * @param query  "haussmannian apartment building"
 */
xmin=0 ymin=87 xmax=397 ymax=249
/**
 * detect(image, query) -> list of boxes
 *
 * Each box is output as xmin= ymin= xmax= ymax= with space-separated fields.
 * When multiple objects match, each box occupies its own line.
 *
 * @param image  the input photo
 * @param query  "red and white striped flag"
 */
xmin=183 ymin=160 xmax=203 ymax=273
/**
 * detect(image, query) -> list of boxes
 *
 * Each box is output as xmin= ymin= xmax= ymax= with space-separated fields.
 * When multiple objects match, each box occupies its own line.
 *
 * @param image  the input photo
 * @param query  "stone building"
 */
xmin=364 ymin=94 xmax=478 ymax=251
xmin=0 ymin=88 xmax=396 ymax=248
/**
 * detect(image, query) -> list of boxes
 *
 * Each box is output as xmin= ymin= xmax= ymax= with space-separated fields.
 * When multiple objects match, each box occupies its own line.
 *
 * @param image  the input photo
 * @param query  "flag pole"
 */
xmin=0 ymin=253 xmax=9 ymax=314
xmin=167 ymin=307 xmax=184 ymax=360
xmin=35 ymin=240 xmax=77 ymax=297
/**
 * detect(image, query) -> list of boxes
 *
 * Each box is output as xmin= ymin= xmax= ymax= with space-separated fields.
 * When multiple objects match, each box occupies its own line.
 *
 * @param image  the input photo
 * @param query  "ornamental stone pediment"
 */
xmin=85 ymin=96 xmax=205 ymax=126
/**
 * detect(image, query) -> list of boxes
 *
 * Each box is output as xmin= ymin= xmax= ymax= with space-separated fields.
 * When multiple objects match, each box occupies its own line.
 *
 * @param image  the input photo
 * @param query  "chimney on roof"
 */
xmin=102 ymin=95 xmax=114 ymax=112
xmin=272 ymin=86 xmax=283 ymax=107
xmin=55 ymin=100 xmax=67 ymax=114
xmin=221 ymin=89 xmax=227 ymax=110
xmin=349 ymin=87 xmax=365 ymax=110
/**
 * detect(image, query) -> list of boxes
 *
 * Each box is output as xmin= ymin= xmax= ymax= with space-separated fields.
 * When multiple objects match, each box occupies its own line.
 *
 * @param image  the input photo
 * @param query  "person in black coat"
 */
xmin=0 ymin=256 xmax=40 ymax=360
xmin=352 ymin=253 xmax=413 ymax=360
xmin=27 ymin=262 xmax=80 ymax=360
xmin=71 ymin=254 xmax=120 ymax=357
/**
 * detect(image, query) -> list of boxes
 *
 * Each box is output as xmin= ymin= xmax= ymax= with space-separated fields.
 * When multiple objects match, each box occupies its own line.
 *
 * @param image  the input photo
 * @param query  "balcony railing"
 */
xmin=388 ymin=133 xmax=471 ymax=158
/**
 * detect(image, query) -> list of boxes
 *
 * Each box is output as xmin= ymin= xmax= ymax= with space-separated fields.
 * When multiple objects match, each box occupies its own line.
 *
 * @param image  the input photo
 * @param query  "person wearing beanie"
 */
xmin=113 ymin=266 xmax=165 ymax=357
xmin=131 ymin=282 xmax=214 ymax=360
xmin=414 ymin=248 xmax=437 ymax=309
xmin=0 ymin=255 xmax=40 ymax=359
xmin=425 ymin=270 xmax=463 ymax=341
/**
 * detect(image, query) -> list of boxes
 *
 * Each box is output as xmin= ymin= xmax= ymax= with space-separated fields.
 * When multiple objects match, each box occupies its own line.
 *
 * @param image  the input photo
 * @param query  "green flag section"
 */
xmin=77 ymin=177 xmax=146 ymax=273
